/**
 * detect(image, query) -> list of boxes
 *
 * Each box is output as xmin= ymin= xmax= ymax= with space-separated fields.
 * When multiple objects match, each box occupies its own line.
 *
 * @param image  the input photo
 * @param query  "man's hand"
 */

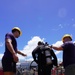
xmin=22 ymin=53 xmax=27 ymax=56
xmin=16 ymin=50 xmax=27 ymax=56
xmin=13 ymin=53 xmax=19 ymax=63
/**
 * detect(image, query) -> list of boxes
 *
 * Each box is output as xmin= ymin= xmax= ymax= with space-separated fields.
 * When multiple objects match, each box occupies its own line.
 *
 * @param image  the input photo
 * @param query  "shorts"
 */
xmin=2 ymin=56 xmax=16 ymax=73
xmin=65 ymin=64 xmax=75 ymax=75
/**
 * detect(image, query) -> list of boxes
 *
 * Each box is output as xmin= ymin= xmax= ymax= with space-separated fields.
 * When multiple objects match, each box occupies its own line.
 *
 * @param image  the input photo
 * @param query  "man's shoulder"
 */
xmin=33 ymin=46 xmax=39 ymax=51
xmin=6 ymin=33 xmax=12 ymax=36
xmin=62 ymin=41 xmax=75 ymax=48
xmin=5 ymin=33 xmax=14 ymax=40
xmin=65 ymin=41 xmax=74 ymax=45
xmin=5 ymin=33 xmax=14 ymax=37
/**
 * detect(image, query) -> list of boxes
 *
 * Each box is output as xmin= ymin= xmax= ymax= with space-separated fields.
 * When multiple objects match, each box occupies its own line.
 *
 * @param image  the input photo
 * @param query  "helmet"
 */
xmin=12 ymin=27 xmax=22 ymax=36
xmin=62 ymin=34 xmax=72 ymax=42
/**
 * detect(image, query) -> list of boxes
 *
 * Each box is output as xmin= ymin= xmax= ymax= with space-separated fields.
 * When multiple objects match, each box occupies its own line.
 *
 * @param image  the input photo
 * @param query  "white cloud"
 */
xmin=0 ymin=36 xmax=44 ymax=61
xmin=55 ymin=51 xmax=61 ymax=55
xmin=52 ymin=41 xmax=63 ymax=47
xmin=18 ymin=36 xmax=45 ymax=61
xmin=0 ymin=54 xmax=3 ymax=60
xmin=18 ymin=39 xmax=63 ymax=62
xmin=52 ymin=41 xmax=63 ymax=62
xmin=17 ymin=38 xmax=64 ymax=62
xmin=52 ymin=41 xmax=63 ymax=63
xmin=0 ymin=38 xmax=63 ymax=63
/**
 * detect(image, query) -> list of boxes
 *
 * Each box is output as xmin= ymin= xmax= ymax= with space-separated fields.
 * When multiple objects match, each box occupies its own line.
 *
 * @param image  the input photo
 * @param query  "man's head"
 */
xmin=38 ymin=41 xmax=44 ymax=45
xmin=62 ymin=34 xmax=72 ymax=43
xmin=12 ymin=27 xmax=22 ymax=38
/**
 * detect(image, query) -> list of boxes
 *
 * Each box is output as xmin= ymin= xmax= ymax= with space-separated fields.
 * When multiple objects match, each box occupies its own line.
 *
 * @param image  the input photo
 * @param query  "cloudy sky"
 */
xmin=0 ymin=0 xmax=75 ymax=63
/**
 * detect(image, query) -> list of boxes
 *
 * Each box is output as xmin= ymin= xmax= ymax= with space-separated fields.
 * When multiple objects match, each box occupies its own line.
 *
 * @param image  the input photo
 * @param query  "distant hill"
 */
xmin=0 ymin=60 xmax=37 ymax=70
xmin=17 ymin=61 xmax=37 ymax=70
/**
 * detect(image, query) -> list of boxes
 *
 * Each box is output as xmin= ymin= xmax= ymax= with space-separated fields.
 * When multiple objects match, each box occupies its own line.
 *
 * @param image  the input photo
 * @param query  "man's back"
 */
xmin=32 ymin=44 xmax=57 ymax=66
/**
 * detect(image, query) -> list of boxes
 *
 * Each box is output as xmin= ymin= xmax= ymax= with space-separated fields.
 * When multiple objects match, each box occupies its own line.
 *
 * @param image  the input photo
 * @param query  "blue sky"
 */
xmin=0 ymin=0 xmax=75 ymax=62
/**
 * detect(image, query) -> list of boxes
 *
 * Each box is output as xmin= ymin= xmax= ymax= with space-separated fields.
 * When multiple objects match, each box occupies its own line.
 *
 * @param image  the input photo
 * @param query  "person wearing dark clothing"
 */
xmin=2 ymin=27 xmax=27 ymax=75
xmin=51 ymin=34 xmax=75 ymax=75
xmin=32 ymin=41 xmax=58 ymax=75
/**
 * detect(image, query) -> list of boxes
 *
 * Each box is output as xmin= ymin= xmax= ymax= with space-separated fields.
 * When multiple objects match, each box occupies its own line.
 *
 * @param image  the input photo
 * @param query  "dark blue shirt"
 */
xmin=4 ymin=33 xmax=17 ymax=58
xmin=62 ymin=41 xmax=75 ymax=68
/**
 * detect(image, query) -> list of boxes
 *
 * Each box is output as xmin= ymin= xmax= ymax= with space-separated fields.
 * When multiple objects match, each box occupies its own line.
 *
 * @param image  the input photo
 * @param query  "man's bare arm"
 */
xmin=51 ymin=45 xmax=63 ymax=51
xmin=17 ymin=50 xmax=27 ymax=56
xmin=6 ymin=39 xmax=16 ymax=54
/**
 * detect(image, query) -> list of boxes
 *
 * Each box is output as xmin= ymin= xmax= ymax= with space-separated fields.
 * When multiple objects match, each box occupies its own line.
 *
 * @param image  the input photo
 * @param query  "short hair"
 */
xmin=38 ymin=41 xmax=44 ymax=45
